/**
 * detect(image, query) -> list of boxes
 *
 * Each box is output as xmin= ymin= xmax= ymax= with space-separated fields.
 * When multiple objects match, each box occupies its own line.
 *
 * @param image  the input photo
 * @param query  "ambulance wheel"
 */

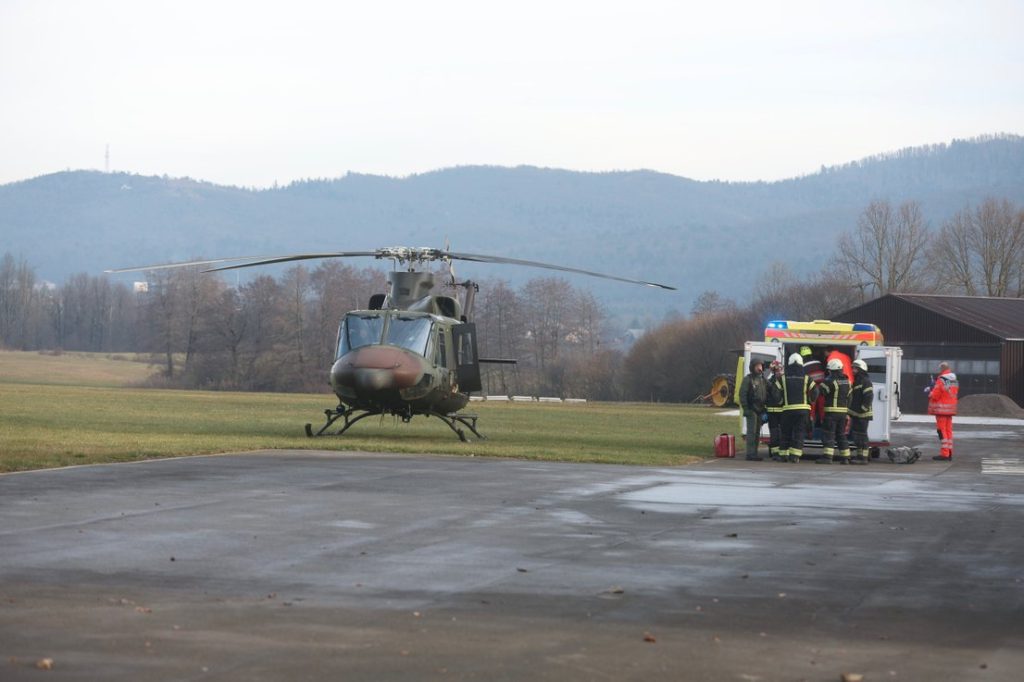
xmin=870 ymin=447 xmax=880 ymax=459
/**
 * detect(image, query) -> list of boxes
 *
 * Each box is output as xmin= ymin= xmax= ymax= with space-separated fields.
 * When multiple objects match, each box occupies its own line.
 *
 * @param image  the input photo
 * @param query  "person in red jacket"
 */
xmin=927 ymin=361 xmax=959 ymax=460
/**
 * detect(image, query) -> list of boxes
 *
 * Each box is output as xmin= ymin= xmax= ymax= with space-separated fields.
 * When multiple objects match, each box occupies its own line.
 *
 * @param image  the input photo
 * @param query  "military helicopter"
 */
xmin=108 ymin=246 xmax=674 ymax=441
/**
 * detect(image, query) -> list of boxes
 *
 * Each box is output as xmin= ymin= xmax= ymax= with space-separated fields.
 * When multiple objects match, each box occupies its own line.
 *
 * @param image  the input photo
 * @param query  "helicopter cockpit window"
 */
xmin=338 ymin=314 xmax=385 ymax=356
xmin=385 ymin=316 xmax=433 ymax=355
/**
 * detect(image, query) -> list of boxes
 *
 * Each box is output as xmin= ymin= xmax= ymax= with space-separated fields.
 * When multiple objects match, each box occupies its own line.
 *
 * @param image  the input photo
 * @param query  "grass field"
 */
xmin=0 ymin=350 xmax=159 ymax=387
xmin=0 ymin=351 xmax=733 ymax=472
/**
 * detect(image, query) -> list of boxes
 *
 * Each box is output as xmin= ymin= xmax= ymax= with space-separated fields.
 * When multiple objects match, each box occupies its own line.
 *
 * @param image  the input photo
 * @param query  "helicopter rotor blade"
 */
xmin=108 ymin=245 xmax=676 ymax=290
xmin=203 ymin=251 xmax=379 ymax=272
xmin=445 ymin=251 xmax=676 ymax=290
xmin=105 ymin=255 xmax=280 ymax=274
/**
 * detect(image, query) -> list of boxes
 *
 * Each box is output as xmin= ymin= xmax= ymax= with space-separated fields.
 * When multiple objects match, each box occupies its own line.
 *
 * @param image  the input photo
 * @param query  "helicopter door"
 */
xmin=855 ymin=345 xmax=903 ymax=445
xmin=453 ymin=323 xmax=482 ymax=393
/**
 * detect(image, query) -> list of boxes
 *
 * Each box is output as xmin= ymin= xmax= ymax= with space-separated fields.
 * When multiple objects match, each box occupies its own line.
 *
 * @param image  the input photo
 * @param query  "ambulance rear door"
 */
xmin=855 ymin=345 xmax=903 ymax=446
xmin=739 ymin=342 xmax=784 ymax=436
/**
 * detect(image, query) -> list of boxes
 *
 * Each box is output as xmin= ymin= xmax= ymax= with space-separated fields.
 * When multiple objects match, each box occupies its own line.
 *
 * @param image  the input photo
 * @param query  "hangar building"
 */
xmin=835 ymin=294 xmax=1024 ymax=413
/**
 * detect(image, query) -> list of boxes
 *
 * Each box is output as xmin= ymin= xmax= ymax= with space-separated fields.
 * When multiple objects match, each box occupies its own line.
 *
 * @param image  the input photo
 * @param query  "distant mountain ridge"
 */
xmin=2 ymin=134 xmax=1022 ymax=320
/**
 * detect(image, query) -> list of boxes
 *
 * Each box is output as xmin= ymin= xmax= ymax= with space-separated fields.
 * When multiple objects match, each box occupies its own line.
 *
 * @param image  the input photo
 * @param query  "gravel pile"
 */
xmin=957 ymin=393 xmax=1024 ymax=418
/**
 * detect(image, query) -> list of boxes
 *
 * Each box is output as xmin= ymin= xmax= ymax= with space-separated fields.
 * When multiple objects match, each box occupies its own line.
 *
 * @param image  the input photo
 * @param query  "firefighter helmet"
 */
xmin=788 ymin=353 xmax=804 ymax=366
xmin=800 ymin=345 xmax=813 ymax=357
xmin=853 ymin=359 xmax=868 ymax=372
xmin=826 ymin=358 xmax=844 ymax=371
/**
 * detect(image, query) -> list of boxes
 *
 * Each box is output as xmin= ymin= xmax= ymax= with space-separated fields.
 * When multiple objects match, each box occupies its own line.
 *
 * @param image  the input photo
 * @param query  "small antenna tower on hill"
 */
xmin=105 ymin=144 xmax=110 ymax=173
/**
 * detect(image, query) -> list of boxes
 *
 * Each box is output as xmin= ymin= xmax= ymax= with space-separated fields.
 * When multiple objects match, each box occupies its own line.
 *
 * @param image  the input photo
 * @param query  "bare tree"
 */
xmin=930 ymin=208 xmax=976 ymax=294
xmin=179 ymin=267 xmax=224 ymax=374
xmin=142 ymin=269 xmax=181 ymax=378
xmin=0 ymin=254 xmax=41 ymax=350
xmin=691 ymin=289 xmax=737 ymax=317
xmin=834 ymin=199 xmax=931 ymax=295
xmin=750 ymin=262 xmax=863 ymax=321
xmin=474 ymin=278 xmax=525 ymax=395
xmin=520 ymin=277 xmax=569 ymax=372
xmin=932 ymin=198 xmax=1024 ymax=296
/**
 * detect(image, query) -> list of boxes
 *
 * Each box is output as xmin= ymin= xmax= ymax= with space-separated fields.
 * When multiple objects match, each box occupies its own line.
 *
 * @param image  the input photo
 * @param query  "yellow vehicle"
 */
xmin=736 ymin=319 xmax=902 ymax=454
xmin=763 ymin=319 xmax=884 ymax=346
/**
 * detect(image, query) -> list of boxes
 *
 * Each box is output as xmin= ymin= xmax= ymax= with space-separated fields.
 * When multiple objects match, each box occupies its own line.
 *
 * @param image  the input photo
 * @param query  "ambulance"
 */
xmin=736 ymin=319 xmax=903 ymax=456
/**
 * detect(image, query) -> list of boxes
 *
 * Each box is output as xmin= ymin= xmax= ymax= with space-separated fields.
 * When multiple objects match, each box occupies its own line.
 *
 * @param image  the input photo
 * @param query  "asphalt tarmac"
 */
xmin=2 ymin=419 xmax=1022 ymax=681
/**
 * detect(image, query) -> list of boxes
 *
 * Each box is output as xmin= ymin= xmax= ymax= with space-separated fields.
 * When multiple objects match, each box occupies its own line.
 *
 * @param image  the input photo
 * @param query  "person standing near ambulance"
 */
xmin=847 ymin=359 xmax=873 ymax=465
xmin=817 ymin=358 xmax=851 ymax=464
xmin=765 ymin=360 xmax=785 ymax=461
xmin=927 ymin=361 xmax=959 ymax=460
xmin=825 ymin=346 xmax=854 ymax=384
xmin=780 ymin=353 xmax=818 ymax=463
xmin=739 ymin=359 xmax=767 ymax=461
xmin=801 ymin=346 xmax=826 ymax=429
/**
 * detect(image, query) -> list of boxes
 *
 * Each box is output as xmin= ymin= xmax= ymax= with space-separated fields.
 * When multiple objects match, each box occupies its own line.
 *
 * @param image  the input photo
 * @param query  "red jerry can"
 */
xmin=714 ymin=433 xmax=736 ymax=458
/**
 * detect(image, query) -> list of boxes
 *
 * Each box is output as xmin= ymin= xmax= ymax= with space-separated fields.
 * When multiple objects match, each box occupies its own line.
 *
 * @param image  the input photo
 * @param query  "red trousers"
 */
xmin=935 ymin=414 xmax=954 ymax=458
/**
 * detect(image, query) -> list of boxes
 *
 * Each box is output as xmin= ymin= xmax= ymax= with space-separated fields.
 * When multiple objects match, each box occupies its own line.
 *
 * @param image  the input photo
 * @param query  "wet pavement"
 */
xmin=1 ymin=419 xmax=1022 ymax=681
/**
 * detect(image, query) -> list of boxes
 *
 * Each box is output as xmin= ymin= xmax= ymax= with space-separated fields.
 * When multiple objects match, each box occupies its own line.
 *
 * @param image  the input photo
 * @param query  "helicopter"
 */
xmin=108 ymin=246 xmax=675 ymax=441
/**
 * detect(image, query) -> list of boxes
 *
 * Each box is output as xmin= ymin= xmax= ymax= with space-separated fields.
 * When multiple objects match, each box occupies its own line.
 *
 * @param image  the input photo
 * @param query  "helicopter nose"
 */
xmin=331 ymin=346 xmax=426 ymax=393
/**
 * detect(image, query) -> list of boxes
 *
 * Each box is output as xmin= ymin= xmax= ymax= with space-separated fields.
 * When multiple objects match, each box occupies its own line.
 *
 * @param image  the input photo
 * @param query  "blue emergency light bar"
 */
xmin=852 ymin=323 xmax=876 ymax=331
xmin=766 ymin=321 xmax=788 ymax=329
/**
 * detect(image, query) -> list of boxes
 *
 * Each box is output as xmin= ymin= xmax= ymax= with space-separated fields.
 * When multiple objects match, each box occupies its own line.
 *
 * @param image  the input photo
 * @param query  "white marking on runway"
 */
xmin=982 ymin=457 xmax=1024 ymax=476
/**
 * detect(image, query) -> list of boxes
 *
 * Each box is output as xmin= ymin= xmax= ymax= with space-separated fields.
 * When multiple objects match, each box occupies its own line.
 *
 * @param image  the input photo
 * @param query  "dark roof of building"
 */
xmin=839 ymin=294 xmax=1024 ymax=340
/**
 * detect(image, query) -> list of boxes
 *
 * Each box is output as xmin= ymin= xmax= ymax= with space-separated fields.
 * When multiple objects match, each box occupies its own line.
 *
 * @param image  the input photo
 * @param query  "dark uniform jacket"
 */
xmin=766 ymin=372 xmax=784 ymax=413
xmin=739 ymin=371 xmax=767 ymax=415
xmin=848 ymin=371 xmax=874 ymax=418
xmin=819 ymin=370 xmax=851 ymax=413
xmin=782 ymin=365 xmax=818 ymax=411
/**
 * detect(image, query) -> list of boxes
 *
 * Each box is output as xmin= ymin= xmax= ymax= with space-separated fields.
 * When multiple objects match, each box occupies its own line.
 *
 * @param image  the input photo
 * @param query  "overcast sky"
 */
xmin=1 ymin=0 xmax=1021 ymax=188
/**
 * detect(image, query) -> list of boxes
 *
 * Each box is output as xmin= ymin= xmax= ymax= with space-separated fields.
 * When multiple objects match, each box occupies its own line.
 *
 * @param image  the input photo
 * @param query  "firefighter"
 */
xmin=766 ymin=359 xmax=785 ymax=461
xmin=780 ymin=352 xmax=818 ymax=463
xmin=817 ymin=358 xmax=851 ymax=464
xmin=801 ymin=345 xmax=826 ymax=428
xmin=926 ymin=361 xmax=959 ymax=460
xmin=825 ymin=345 xmax=854 ymax=384
xmin=847 ymin=359 xmax=873 ymax=465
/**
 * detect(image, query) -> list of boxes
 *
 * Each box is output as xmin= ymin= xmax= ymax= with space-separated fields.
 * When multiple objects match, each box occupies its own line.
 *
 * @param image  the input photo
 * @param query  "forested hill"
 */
xmin=2 ymin=134 xmax=1022 ymax=319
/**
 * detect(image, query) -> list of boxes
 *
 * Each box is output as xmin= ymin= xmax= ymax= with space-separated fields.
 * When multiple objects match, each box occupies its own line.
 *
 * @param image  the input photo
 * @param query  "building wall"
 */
xmin=899 ymin=344 xmax=1001 ymax=413
xmin=838 ymin=297 xmax=1002 ymax=345
xmin=836 ymin=297 xmax=1024 ymax=411
xmin=1002 ymin=341 xmax=1024 ymax=408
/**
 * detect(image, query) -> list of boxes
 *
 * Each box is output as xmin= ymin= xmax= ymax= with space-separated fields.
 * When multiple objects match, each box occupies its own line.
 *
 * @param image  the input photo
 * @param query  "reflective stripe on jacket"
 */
xmin=782 ymin=368 xmax=816 ymax=411
xmin=928 ymin=370 xmax=959 ymax=416
xmin=820 ymin=371 xmax=850 ymax=413
xmin=848 ymin=372 xmax=873 ymax=419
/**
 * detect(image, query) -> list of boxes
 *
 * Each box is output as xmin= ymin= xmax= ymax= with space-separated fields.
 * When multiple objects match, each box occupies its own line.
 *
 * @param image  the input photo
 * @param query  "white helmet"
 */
xmin=853 ymin=359 xmax=868 ymax=372
xmin=788 ymin=353 xmax=803 ymax=366
xmin=826 ymin=358 xmax=844 ymax=371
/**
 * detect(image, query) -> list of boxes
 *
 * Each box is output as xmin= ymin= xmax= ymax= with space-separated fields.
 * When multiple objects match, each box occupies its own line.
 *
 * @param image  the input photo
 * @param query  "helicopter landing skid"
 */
xmin=431 ymin=411 xmax=485 ymax=442
xmin=304 ymin=406 xmax=485 ymax=442
xmin=305 ymin=406 xmax=381 ymax=438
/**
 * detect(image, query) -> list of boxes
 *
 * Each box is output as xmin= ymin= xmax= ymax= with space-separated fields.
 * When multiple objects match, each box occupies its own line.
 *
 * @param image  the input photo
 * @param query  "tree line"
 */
xmin=2 ymin=195 xmax=1020 ymax=402
xmin=0 ymin=254 xmax=617 ymax=397
xmin=623 ymin=195 xmax=1024 ymax=402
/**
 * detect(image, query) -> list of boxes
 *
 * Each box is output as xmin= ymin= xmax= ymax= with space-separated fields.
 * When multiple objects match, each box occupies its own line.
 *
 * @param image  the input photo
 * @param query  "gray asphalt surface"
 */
xmin=2 ymin=419 xmax=1023 ymax=681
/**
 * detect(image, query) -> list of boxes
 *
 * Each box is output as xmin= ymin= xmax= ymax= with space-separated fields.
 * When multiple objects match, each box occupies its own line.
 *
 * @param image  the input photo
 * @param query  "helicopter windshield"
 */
xmin=385 ymin=316 xmax=434 ymax=355
xmin=338 ymin=314 xmax=385 ymax=357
